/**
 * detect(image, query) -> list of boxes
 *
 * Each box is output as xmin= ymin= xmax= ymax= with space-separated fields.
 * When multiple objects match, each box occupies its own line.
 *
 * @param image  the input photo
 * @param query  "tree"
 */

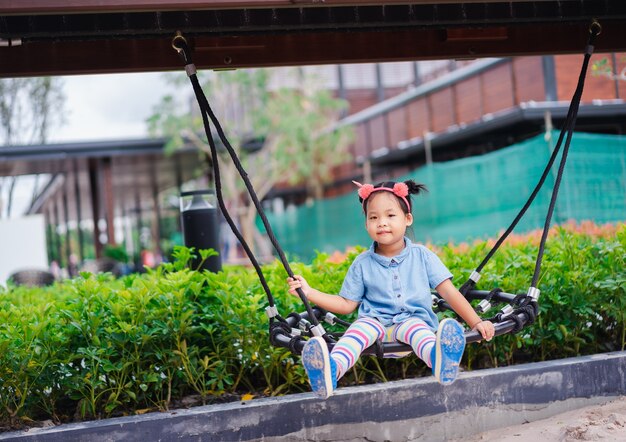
xmin=0 ymin=77 xmax=65 ymax=217
xmin=148 ymin=68 xmax=354 ymax=256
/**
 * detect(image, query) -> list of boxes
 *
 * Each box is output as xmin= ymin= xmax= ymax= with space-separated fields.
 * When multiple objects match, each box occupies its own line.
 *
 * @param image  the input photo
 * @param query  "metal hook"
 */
xmin=171 ymin=31 xmax=187 ymax=53
xmin=589 ymin=19 xmax=602 ymax=36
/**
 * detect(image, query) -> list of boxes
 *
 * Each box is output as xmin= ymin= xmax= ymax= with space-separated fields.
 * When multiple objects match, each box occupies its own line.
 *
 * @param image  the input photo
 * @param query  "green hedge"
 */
xmin=0 ymin=226 xmax=624 ymax=428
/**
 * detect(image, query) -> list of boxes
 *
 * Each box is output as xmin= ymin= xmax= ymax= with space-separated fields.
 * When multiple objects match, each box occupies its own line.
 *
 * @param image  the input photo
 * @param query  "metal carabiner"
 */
xmin=589 ymin=19 xmax=602 ymax=37
xmin=171 ymin=31 xmax=188 ymax=53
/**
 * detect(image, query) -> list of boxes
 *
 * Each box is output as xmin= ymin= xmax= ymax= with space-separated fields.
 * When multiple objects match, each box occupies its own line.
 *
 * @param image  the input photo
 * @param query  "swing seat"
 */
xmin=269 ymin=288 xmax=538 ymax=356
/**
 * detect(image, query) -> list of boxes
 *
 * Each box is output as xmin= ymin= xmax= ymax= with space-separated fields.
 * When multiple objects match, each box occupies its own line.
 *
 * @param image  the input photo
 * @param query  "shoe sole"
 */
xmin=302 ymin=336 xmax=333 ymax=399
xmin=433 ymin=318 xmax=466 ymax=385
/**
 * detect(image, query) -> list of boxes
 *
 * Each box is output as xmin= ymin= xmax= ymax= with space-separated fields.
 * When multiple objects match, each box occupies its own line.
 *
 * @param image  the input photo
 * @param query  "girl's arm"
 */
xmin=435 ymin=278 xmax=495 ymax=341
xmin=287 ymin=275 xmax=359 ymax=315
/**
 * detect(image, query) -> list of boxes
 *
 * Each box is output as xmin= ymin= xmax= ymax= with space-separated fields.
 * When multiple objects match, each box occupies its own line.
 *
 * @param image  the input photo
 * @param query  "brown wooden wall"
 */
xmin=350 ymin=57 xmax=547 ymax=161
xmin=513 ymin=56 xmax=545 ymax=103
xmin=482 ymin=63 xmax=516 ymax=115
xmin=429 ymin=88 xmax=455 ymax=131
xmin=555 ymin=53 xmax=626 ymax=101
xmin=407 ymin=99 xmax=429 ymax=139
xmin=619 ymin=55 xmax=626 ymax=99
xmin=343 ymin=89 xmax=378 ymax=114
xmin=387 ymin=106 xmax=408 ymax=147
xmin=455 ymin=76 xmax=482 ymax=124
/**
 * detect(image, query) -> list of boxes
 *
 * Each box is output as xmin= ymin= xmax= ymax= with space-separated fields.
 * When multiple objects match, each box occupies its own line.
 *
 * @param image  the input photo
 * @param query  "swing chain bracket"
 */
xmin=310 ymin=324 xmax=326 ymax=337
xmin=265 ymin=305 xmax=279 ymax=319
xmin=171 ymin=30 xmax=195 ymax=74
xmin=171 ymin=31 xmax=187 ymax=53
xmin=476 ymin=299 xmax=491 ymax=313
xmin=469 ymin=270 xmax=481 ymax=283
xmin=527 ymin=286 xmax=540 ymax=301
xmin=323 ymin=312 xmax=339 ymax=326
xmin=499 ymin=304 xmax=514 ymax=317
xmin=589 ymin=19 xmax=602 ymax=37
xmin=297 ymin=317 xmax=311 ymax=332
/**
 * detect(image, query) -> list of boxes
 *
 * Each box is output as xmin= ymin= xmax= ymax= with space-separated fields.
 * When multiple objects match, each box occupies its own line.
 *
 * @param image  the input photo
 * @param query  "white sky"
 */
xmin=49 ymin=71 xmax=178 ymax=143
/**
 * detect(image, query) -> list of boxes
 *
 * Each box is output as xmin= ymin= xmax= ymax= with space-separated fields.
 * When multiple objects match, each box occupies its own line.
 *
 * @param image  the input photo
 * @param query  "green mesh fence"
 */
xmin=262 ymin=131 xmax=626 ymax=261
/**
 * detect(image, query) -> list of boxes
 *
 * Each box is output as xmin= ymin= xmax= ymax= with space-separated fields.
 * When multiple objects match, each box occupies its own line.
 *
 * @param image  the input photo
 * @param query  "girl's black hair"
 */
xmin=360 ymin=179 xmax=427 ymax=214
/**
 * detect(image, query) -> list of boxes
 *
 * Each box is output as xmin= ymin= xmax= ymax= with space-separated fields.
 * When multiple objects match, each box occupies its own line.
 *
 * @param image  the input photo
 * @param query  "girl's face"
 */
xmin=365 ymin=192 xmax=413 ymax=255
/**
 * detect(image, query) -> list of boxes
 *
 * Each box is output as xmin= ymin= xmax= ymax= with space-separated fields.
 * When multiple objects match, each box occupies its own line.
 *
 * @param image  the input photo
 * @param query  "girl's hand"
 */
xmin=287 ymin=275 xmax=312 ymax=298
xmin=472 ymin=320 xmax=495 ymax=342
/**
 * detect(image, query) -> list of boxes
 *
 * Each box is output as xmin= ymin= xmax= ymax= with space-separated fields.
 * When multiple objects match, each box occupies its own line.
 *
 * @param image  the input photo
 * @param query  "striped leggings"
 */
xmin=330 ymin=317 xmax=436 ymax=380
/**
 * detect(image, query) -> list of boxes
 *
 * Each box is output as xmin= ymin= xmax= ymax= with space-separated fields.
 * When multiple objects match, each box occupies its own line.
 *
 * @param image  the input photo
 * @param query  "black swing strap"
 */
xmin=459 ymin=20 xmax=601 ymax=297
xmin=172 ymin=35 xmax=329 ymax=340
xmin=530 ymin=25 xmax=599 ymax=289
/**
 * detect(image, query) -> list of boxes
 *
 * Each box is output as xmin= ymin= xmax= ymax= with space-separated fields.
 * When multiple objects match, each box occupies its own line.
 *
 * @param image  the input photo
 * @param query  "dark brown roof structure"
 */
xmin=1 ymin=1 xmax=626 ymax=77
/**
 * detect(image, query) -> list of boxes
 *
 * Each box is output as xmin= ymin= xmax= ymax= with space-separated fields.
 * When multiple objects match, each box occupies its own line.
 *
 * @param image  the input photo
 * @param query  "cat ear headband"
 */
xmin=352 ymin=180 xmax=410 ymax=212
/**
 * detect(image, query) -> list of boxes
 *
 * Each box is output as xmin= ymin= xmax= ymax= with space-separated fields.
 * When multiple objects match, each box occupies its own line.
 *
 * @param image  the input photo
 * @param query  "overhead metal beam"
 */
xmin=1 ymin=1 xmax=625 ymax=77
xmin=1 ymin=0 xmax=610 ymax=15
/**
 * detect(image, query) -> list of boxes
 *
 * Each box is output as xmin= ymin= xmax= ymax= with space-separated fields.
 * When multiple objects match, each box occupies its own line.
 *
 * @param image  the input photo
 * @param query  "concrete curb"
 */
xmin=2 ymin=351 xmax=625 ymax=441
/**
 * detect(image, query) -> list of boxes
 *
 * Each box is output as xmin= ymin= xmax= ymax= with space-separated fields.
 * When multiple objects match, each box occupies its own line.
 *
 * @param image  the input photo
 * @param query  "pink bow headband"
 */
xmin=352 ymin=180 xmax=410 ymax=212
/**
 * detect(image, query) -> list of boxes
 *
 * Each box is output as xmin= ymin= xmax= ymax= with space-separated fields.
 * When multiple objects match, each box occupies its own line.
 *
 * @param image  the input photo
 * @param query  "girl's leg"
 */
xmin=330 ymin=317 xmax=385 ymax=379
xmin=395 ymin=318 xmax=466 ymax=385
xmin=393 ymin=318 xmax=436 ymax=368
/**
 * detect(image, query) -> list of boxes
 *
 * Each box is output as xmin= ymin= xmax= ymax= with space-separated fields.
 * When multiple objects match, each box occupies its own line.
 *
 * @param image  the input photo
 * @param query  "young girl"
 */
xmin=287 ymin=180 xmax=495 ymax=399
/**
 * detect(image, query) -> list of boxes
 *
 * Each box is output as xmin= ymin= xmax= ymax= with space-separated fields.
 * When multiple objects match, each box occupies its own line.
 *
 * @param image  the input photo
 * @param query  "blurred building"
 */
xmin=267 ymin=54 xmax=626 ymax=205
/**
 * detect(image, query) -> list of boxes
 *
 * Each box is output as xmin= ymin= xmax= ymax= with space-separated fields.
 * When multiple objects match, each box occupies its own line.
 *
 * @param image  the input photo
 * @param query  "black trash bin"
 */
xmin=180 ymin=190 xmax=222 ymax=272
